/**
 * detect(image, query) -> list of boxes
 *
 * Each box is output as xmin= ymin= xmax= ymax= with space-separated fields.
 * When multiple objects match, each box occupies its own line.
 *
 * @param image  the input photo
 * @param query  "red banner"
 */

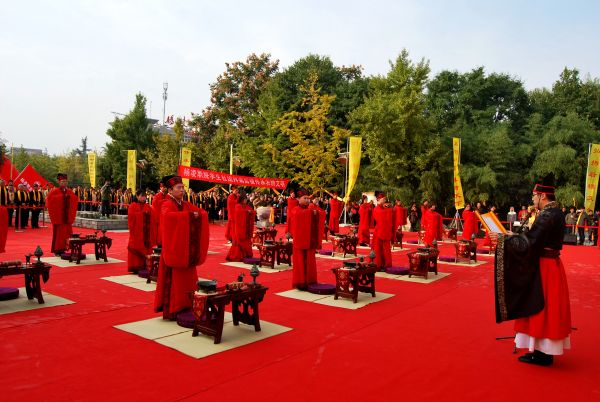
xmin=178 ymin=165 xmax=289 ymax=190
xmin=0 ymin=157 xmax=19 ymax=181
xmin=14 ymin=164 xmax=48 ymax=191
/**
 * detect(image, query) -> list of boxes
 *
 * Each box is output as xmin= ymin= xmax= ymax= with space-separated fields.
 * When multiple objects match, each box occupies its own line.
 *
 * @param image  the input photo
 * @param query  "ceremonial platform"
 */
xmin=0 ymin=223 xmax=599 ymax=402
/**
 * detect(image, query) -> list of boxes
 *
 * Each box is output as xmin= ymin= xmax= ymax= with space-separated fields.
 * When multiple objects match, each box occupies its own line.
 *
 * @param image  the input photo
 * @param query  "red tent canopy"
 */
xmin=14 ymin=164 xmax=48 ymax=191
xmin=0 ymin=156 xmax=19 ymax=181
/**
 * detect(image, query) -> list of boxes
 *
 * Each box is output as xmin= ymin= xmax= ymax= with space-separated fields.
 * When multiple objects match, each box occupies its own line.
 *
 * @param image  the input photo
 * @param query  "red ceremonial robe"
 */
xmin=152 ymin=191 xmax=167 ymax=246
xmin=421 ymin=205 xmax=430 ymax=231
xmin=46 ymin=187 xmax=78 ymax=254
xmin=0 ymin=206 xmax=7 ymax=253
xmin=286 ymin=197 xmax=299 ymax=233
xmin=358 ymin=203 xmax=372 ymax=245
xmin=329 ymin=198 xmax=343 ymax=234
xmin=226 ymin=203 xmax=255 ymax=261
xmin=372 ymin=205 xmax=395 ymax=269
xmin=154 ymin=197 xmax=209 ymax=319
xmin=291 ymin=205 xmax=325 ymax=288
xmin=462 ymin=209 xmax=478 ymax=240
xmin=225 ymin=193 xmax=238 ymax=241
xmin=394 ymin=206 xmax=408 ymax=232
xmin=424 ymin=210 xmax=443 ymax=246
xmin=127 ymin=201 xmax=156 ymax=273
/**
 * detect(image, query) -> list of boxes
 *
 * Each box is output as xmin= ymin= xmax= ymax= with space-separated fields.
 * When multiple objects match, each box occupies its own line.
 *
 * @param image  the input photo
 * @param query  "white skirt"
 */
xmin=515 ymin=332 xmax=571 ymax=355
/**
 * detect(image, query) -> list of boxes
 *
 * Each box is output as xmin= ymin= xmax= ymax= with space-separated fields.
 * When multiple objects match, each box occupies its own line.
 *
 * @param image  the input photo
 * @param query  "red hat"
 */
xmin=297 ymin=188 xmax=309 ymax=197
xmin=532 ymin=183 xmax=555 ymax=195
xmin=162 ymin=175 xmax=183 ymax=189
xmin=57 ymin=173 xmax=68 ymax=181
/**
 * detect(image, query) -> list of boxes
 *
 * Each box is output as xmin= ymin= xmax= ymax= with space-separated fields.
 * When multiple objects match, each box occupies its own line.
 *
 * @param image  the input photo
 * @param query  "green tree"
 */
xmin=104 ymin=94 xmax=155 ymax=185
xmin=273 ymin=73 xmax=350 ymax=191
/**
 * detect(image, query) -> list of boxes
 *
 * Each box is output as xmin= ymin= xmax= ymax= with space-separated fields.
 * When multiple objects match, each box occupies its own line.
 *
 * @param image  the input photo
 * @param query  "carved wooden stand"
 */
xmin=407 ymin=248 xmax=439 ymax=279
xmin=67 ymin=235 xmax=112 ymax=264
xmin=331 ymin=263 xmax=378 ymax=303
xmin=0 ymin=263 xmax=52 ymax=304
xmin=455 ymin=240 xmax=477 ymax=264
xmin=330 ymin=235 xmax=358 ymax=258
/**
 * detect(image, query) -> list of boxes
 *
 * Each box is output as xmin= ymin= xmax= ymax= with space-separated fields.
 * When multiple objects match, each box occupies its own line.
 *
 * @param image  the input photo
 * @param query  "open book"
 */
xmin=475 ymin=211 xmax=507 ymax=234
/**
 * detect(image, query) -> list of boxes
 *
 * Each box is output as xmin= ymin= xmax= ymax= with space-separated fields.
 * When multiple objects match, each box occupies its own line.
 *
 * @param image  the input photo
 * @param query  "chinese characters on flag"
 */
xmin=177 ymin=165 xmax=289 ymax=190
xmin=180 ymin=147 xmax=192 ymax=188
xmin=452 ymin=138 xmax=465 ymax=210
xmin=584 ymin=143 xmax=600 ymax=212
xmin=127 ymin=150 xmax=136 ymax=191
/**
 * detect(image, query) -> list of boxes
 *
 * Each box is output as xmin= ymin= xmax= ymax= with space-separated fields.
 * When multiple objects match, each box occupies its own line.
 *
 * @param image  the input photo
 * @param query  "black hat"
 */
xmin=57 ymin=173 xmax=68 ymax=181
xmin=161 ymin=175 xmax=182 ymax=189
xmin=532 ymin=173 xmax=556 ymax=195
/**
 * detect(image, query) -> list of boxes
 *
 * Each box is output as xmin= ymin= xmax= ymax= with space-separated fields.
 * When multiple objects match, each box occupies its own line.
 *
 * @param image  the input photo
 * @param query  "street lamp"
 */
xmin=162 ymin=82 xmax=168 ymax=125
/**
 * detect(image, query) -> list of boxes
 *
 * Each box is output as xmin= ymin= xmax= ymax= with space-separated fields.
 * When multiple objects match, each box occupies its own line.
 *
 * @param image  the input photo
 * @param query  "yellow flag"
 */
xmin=584 ymin=143 xmax=600 ymax=212
xmin=181 ymin=147 xmax=192 ymax=188
xmin=452 ymin=138 xmax=465 ymax=210
xmin=127 ymin=150 xmax=136 ymax=190
xmin=87 ymin=152 xmax=96 ymax=188
xmin=344 ymin=137 xmax=362 ymax=203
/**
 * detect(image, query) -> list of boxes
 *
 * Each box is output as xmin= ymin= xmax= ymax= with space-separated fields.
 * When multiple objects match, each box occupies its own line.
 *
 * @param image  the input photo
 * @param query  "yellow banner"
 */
xmin=181 ymin=147 xmax=192 ymax=188
xmin=344 ymin=137 xmax=362 ymax=203
xmin=584 ymin=143 xmax=600 ymax=212
xmin=127 ymin=150 xmax=136 ymax=190
xmin=452 ymin=138 xmax=465 ymax=210
xmin=87 ymin=152 xmax=96 ymax=188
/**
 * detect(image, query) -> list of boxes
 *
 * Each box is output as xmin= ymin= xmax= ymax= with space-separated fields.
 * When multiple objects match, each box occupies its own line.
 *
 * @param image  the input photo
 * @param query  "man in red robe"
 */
xmin=127 ymin=190 xmax=156 ymax=273
xmin=328 ymin=191 xmax=343 ymax=235
xmin=151 ymin=183 xmax=168 ymax=246
xmin=226 ymin=191 xmax=255 ymax=261
xmin=424 ymin=203 xmax=444 ymax=246
xmin=420 ymin=200 xmax=430 ymax=231
xmin=358 ymin=196 xmax=372 ymax=246
xmin=461 ymin=203 xmax=478 ymax=240
xmin=155 ymin=175 xmax=209 ymax=320
xmin=291 ymin=189 xmax=325 ymax=290
xmin=393 ymin=200 xmax=408 ymax=232
xmin=286 ymin=191 xmax=299 ymax=233
xmin=371 ymin=191 xmax=395 ymax=270
xmin=46 ymin=173 xmax=78 ymax=256
xmin=225 ymin=185 xmax=239 ymax=242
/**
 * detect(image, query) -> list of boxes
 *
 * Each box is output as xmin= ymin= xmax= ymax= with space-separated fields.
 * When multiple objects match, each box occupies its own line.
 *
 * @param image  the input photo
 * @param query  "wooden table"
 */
xmin=257 ymin=242 xmax=293 ymax=268
xmin=67 ymin=235 xmax=112 ymax=264
xmin=252 ymin=229 xmax=278 ymax=245
xmin=455 ymin=240 xmax=477 ymax=264
xmin=407 ymin=248 xmax=439 ymax=279
xmin=331 ymin=263 xmax=378 ymax=303
xmin=0 ymin=263 xmax=52 ymax=304
xmin=330 ymin=234 xmax=358 ymax=258
xmin=191 ymin=285 xmax=268 ymax=344
xmin=392 ymin=229 xmax=404 ymax=250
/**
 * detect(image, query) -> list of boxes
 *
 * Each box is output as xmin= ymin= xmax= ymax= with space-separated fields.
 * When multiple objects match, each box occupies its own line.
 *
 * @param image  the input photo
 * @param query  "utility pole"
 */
xmin=162 ymin=82 xmax=168 ymax=125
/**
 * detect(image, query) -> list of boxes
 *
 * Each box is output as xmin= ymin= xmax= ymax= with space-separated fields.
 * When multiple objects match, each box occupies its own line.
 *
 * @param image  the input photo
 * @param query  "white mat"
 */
xmin=44 ymin=256 xmax=124 ymax=268
xmin=101 ymin=275 xmax=211 ymax=292
xmin=376 ymin=271 xmax=451 ymax=284
xmin=436 ymin=260 xmax=487 ymax=267
xmin=315 ymin=253 xmax=358 ymax=261
xmin=0 ymin=288 xmax=74 ymax=315
xmin=220 ymin=261 xmax=292 ymax=273
xmin=276 ymin=289 xmax=394 ymax=310
xmin=115 ymin=314 xmax=292 ymax=359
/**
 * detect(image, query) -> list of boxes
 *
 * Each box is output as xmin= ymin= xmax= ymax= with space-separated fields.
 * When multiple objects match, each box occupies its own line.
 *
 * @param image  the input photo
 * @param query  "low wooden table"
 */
xmin=191 ymin=284 xmax=268 ymax=344
xmin=407 ymin=248 xmax=439 ymax=279
xmin=330 ymin=235 xmax=358 ymax=258
xmin=252 ymin=229 xmax=278 ymax=246
xmin=0 ymin=262 xmax=52 ymax=304
xmin=456 ymin=240 xmax=477 ymax=264
xmin=331 ymin=263 xmax=378 ymax=303
xmin=67 ymin=235 xmax=113 ymax=264
xmin=392 ymin=229 xmax=404 ymax=250
xmin=257 ymin=242 xmax=293 ymax=268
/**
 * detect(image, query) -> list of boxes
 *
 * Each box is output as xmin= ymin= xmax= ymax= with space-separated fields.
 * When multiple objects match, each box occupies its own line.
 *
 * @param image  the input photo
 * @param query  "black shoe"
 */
xmin=518 ymin=350 xmax=553 ymax=366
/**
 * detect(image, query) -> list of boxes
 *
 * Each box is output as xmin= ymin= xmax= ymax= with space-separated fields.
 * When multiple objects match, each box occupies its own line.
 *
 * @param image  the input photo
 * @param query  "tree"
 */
xmin=273 ymin=73 xmax=350 ymax=192
xmin=103 ymin=94 xmax=155 ymax=186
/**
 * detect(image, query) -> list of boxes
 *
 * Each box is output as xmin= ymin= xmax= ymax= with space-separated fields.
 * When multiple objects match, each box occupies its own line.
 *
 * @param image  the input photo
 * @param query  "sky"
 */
xmin=1 ymin=0 xmax=599 ymax=155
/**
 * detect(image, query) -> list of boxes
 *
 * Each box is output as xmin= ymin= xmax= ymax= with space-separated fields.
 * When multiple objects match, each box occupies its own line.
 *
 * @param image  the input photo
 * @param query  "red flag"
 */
xmin=14 ymin=164 xmax=48 ymax=191
xmin=0 ymin=157 xmax=19 ymax=181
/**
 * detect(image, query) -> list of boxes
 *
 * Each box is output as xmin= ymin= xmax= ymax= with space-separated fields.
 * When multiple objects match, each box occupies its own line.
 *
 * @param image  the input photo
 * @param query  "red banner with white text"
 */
xmin=15 ymin=164 xmax=48 ymax=191
xmin=178 ymin=165 xmax=289 ymax=190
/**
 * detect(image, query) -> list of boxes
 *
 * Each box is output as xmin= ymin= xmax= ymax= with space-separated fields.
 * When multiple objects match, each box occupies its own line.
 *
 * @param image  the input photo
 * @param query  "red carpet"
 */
xmin=1 ymin=223 xmax=599 ymax=401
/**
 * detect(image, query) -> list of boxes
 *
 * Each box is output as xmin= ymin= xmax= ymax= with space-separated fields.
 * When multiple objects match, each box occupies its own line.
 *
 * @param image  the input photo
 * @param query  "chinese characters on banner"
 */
xmin=180 ymin=147 xmax=192 ymax=188
xmin=127 ymin=150 xmax=136 ymax=190
xmin=584 ymin=143 xmax=600 ymax=212
xmin=452 ymin=138 xmax=465 ymax=210
xmin=87 ymin=152 xmax=96 ymax=188
xmin=344 ymin=136 xmax=362 ymax=203
xmin=177 ymin=165 xmax=289 ymax=190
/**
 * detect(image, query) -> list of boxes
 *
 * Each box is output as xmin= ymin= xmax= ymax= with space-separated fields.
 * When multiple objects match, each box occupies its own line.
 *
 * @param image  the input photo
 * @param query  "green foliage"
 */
xmin=273 ymin=73 xmax=350 ymax=192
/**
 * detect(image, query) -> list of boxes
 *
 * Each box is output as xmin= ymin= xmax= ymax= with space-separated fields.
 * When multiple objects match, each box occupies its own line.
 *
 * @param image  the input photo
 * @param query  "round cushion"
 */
xmin=60 ymin=252 xmax=87 ymax=261
xmin=0 ymin=287 xmax=19 ymax=301
xmin=386 ymin=266 xmax=409 ymax=275
xmin=438 ymin=255 xmax=456 ymax=262
xmin=477 ymin=249 xmax=491 ymax=255
xmin=137 ymin=269 xmax=149 ymax=279
xmin=406 ymin=240 xmax=419 ymax=244
xmin=242 ymin=257 xmax=261 ymax=265
xmin=307 ymin=283 xmax=336 ymax=295
xmin=176 ymin=310 xmax=196 ymax=329
xmin=318 ymin=250 xmax=333 ymax=256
